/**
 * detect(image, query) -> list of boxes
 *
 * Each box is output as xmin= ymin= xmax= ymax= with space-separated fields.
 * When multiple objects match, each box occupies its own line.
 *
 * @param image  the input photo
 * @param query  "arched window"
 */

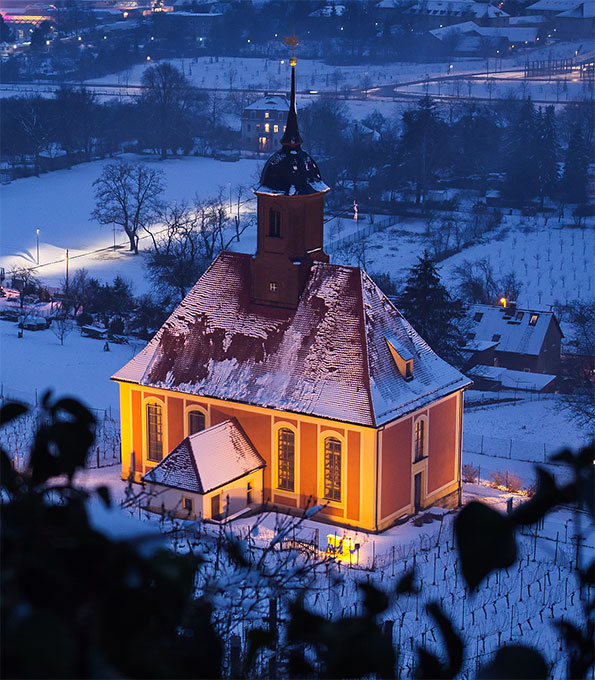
xmin=277 ymin=427 xmax=295 ymax=491
xmin=414 ymin=418 xmax=426 ymax=462
xmin=188 ymin=409 xmax=206 ymax=436
xmin=324 ymin=437 xmax=341 ymax=502
xmin=146 ymin=402 xmax=163 ymax=462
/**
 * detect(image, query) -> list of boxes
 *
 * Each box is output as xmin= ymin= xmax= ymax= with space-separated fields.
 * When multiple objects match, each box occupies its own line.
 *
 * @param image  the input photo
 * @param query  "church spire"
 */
xmin=281 ymin=33 xmax=302 ymax=148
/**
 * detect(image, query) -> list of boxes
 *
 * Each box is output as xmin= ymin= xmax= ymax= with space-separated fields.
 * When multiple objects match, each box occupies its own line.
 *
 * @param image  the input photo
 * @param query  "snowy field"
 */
xmin=0 ymin=154 xmax=261 ymax=290
xmin=338 ymin=211 xmax=595 ymax=311
xmin=0 ymin=319 xmax=142 ymax=412
xmin=397 ymin=72 xmax=595 ymax=104
xmin=86 ymin=55 xmax=490 ymax=92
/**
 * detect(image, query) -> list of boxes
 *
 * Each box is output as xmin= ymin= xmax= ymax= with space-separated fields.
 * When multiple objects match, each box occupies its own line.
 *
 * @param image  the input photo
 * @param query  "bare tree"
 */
xmin=8 ymin=266 xmax=38 ymax=309
xmin=51 ymin=314 xmax=74 ymax=346
xmin=557 ymin=300 xmax=595 ymax=432
xmin=91 ymin=162 xmax=165 ymax=254
xmin=140 ymin=63 xmax=197 ymax=160
xmin=145 ymin=196 xmax=252 ymax=301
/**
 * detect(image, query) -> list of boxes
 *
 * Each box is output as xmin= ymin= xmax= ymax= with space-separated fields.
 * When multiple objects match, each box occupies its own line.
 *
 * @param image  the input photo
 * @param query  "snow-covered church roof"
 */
xmin=113 ymin=253 xmax=471 ymax=427
xmin=142 ymin=419 xmax=265 ymax=494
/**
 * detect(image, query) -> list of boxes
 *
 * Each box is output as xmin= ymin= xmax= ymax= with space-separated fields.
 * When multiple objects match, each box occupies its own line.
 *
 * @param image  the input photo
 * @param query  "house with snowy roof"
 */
xmin=113 ymin=60 xmax=472 ymax=532
xmin=241 ymin=95 xmax=289 ymax=153
xmin=461 ymin=300 xmax=563 ymax=392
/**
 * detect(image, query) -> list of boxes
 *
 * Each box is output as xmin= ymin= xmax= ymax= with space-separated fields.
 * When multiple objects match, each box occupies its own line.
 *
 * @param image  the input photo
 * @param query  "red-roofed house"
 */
xmin=112 ymin=63 xmax=472 ymax=532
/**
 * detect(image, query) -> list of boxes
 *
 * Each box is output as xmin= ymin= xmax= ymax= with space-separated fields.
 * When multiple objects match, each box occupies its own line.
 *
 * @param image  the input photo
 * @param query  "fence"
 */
xmin=0 ymin=389 xmax=120 ymax=470
xmin=325 ymin=214 xmax=399 ymax=250
xmin=462 ymin=432 xmax=565 ymax=467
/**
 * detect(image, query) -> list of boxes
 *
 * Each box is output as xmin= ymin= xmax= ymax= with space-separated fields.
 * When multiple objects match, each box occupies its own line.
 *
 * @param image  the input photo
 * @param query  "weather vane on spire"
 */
xmin=283 ymin=32 xmax=299 ymax=67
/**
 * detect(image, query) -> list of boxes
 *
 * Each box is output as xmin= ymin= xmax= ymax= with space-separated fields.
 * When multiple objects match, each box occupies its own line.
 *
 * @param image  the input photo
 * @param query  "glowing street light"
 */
xmin=64 ymin=249 xmax=69 ymax=294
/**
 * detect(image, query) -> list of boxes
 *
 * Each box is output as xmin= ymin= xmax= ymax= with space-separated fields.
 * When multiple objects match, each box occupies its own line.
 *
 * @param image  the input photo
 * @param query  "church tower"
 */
xmin=250 ymin=45 xmax=330 ymax=309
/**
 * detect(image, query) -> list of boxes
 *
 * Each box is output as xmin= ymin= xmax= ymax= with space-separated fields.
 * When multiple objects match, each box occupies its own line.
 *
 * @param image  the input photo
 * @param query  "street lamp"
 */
xmin=36 ymin=228 xmax=40 ymax=265
xmin=65 ymin=249 xmax=69 ymax=294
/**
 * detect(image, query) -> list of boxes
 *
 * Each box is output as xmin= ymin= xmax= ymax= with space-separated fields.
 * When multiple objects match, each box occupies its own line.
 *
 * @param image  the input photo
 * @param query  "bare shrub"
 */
xmin=462 ymin=463 xmax=480 ymax=483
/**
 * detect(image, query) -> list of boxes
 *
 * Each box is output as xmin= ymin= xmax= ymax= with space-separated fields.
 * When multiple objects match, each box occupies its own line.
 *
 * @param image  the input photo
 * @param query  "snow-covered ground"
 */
xmin=0 ymin=319 xmax=142 ymax=412
xmin=397 ymin=72 xmax=595 ymax=103
xmin=347 ymin=212 xmax=594 ymax=311
xmin=0 ymin=153 xmax=261 ymax=291
xmin=68 ymin=458 xmax=593 ymax=680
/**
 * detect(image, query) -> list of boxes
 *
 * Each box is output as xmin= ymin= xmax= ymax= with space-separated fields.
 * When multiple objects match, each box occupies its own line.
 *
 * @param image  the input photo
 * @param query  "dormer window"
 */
xmin=492 ymin=334 xmax=501 ymax=342
xmin=516 ymin=312 xmax=524 ymax=321
xmin=386 ymin=339 xmax=414 ymax=380
xmin=473 ymin=312 xmax=483 ymax=322
xmin=269 ymin=209 xmax=281 ymax=237
xmin=529 ymin=314 xmax=539 ymax=326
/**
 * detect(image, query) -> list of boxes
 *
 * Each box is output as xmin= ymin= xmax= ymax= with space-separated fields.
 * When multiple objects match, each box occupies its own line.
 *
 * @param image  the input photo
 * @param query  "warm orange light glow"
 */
xmin=327 ymin=534 xmax=358 ymax=560
xmin=499 ymin=297 xmax=507 ymax=307
xmin=264 ymin=123 xmax=270 ymax=133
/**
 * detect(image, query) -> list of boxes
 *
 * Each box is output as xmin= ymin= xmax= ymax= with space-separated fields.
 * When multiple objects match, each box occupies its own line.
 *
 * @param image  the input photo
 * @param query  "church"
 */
xmin=112 ymin=60 xmax=471 ymax=533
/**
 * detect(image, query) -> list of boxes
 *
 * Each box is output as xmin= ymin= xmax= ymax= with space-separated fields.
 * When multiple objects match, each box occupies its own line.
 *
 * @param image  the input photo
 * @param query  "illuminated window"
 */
xmin=265 ymin=123 xmax=270 ymax=133
xmin=265 ymin=111 xmax=269 ymax=118
xmin=414 ymin=419 xmax=426 ymax=462
xmin=529 ymin=314 xmax=539 ymax=326
xmin=277 ymin=428 xmax=295 ymax=491
xmin=183 ymin=497 xmax=193 ymax=512
xmin=269 ymin=282 xmax=278 ymax=292
xmin=273 ymin=124 xmax=279 ymax=133
xmin=146 ymin=403 xmax=163 ymax=462
xmin=324 ymin=437 xmax=341 ymax=502
xmin=269 ymin=208 xmax=281 ymax=237
xmin=188 ymin=409 xmax=205 ymax=435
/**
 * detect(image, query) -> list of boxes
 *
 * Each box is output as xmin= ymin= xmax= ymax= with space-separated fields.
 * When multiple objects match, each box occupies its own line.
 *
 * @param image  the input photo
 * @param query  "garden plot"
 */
xmin=153 ymin=484 xmax=592 ymax=679
xmin=355 ymin=214 xmax=594 ymax=310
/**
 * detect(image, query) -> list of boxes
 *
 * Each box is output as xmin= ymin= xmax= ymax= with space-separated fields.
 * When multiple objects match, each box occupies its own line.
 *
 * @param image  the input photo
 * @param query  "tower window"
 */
xmin=269 ymin=282 xmax=278 ymax=292
xmin=269 ymin=209 xmax=281 ymax=237
xmin=324 ymin=437 xmax=341 ymax=502
xmin=146 ymin=403 xmax=163 ymax=462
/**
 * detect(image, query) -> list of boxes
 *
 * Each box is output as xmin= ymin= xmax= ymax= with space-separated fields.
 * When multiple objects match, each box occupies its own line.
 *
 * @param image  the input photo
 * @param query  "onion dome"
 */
xmin=255 ymin=64 xmax=329 ymax=197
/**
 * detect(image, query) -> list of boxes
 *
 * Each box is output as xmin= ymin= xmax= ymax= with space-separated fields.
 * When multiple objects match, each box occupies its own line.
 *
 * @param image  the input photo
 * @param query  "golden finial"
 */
xmin=283 ymin=32 xmax=299 ymax=67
